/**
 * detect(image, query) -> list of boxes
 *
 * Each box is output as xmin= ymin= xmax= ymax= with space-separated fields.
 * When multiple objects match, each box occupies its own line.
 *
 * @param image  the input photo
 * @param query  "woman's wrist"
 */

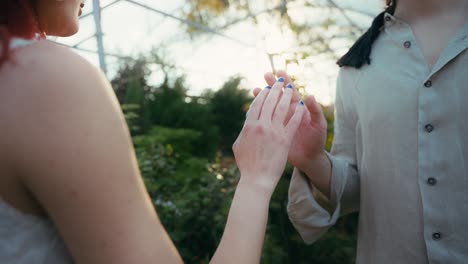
xmin=237 ymin=177 xmax=276 ymax=198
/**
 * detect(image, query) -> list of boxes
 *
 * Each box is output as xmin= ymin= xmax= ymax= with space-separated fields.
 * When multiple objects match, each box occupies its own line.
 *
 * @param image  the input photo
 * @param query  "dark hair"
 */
xmin=337 ymin=0 xmax=397 ymax=68
xmin=0 ymin=0 xmax=42 ymax=66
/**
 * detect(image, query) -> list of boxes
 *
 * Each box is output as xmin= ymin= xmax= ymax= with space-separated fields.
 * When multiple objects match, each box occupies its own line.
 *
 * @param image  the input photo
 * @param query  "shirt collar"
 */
xmin=383 ymin=12 xmax=467 ymax=76
xmin=383 ymin=12 xmax=398 ymax=27
xmin=383 ymin=12 xmax=468 ymax=48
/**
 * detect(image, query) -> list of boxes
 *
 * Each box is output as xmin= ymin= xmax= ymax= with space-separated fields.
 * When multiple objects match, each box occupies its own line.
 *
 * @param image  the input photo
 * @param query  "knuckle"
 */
xmin=254 ymin=124 xmax=267 ymax=135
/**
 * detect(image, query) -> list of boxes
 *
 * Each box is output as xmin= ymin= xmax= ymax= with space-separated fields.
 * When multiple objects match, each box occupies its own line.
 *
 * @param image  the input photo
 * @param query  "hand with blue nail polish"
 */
xmin=257 ymin=71 xmax=328 ymax=191
xmin=211 ymin=77 xmax=305 ymax=264
xmin=234 ymin=75 xmax=306 ymax=191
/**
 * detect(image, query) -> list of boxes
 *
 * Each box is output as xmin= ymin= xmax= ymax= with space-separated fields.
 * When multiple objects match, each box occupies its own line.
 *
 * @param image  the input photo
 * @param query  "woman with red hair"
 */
xmin=1 ymin=0 xmax=83 ymax=63
xmin=0 ymin=1 xmax=305 ymax=263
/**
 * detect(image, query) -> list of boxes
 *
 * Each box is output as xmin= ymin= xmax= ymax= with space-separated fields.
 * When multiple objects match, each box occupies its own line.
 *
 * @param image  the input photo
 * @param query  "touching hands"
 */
xmin=253 ymin=71 xmax=328 ymax=175
xmin=233 ymin=77 xmax=305 ymax=193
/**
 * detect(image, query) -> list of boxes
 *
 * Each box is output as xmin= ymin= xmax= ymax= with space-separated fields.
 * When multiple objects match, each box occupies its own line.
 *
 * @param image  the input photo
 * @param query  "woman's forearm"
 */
xmin=210 ymin=179 xmax=273 ymax=264
xmin=211 ymin=79 xmax=305 ymax=263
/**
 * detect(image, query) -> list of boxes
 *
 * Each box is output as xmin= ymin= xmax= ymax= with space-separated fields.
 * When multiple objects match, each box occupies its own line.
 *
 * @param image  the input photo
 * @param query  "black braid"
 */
xmin=337 ymin=2 xmax=397 ymax=69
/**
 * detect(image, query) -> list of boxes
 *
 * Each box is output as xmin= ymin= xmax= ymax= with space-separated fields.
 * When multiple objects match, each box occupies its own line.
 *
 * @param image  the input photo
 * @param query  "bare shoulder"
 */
xmin=0 ymin=40 xmax=125 ymax=176
xmin=1 ymin=40 xmax=111 ymax=101
xmin=0 ymin=40 xmax=120 ymax=133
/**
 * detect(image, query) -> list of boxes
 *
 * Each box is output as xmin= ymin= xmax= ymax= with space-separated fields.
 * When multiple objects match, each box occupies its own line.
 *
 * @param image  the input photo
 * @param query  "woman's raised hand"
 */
xmin=233 ymin=77 xmax=305 ymax=192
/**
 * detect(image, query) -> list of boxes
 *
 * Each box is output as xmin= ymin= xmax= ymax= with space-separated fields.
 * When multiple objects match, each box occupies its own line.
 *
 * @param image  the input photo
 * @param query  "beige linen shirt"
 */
xmin=287 ymin=13 xmax=468 ymax=264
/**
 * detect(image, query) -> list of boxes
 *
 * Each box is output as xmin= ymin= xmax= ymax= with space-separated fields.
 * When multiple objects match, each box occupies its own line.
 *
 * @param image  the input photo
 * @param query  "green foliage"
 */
xmin=146 ymin=79 xmax=220 ymax=158
xmin=133 ymin=128 xmax=239 ymax=263
xmin=209 ymin=76 xmax=251 ymax=154
xmin=135 ymin=126 xmax=202 ymax=158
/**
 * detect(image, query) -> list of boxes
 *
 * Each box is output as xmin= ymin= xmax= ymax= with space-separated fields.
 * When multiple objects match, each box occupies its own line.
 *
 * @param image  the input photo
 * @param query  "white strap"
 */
xmin=9 ymin=38 xmax=36 ymax=49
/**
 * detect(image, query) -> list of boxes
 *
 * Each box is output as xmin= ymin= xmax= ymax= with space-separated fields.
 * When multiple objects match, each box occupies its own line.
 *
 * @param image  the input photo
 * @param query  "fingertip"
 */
xmin=305 ymin=95 xmax=316 ymax=108
xmin=276 ymin=70 xmax=292 ymax=84
xmin=253 ymin=87 xmax=262 ymax=96
xmin=276 ymin=69 xmax=287 ymax=76
xmin=264 ymin=72 xmax=276 ymax=85
xmin=293 ymin=104 xmax=308 ymax=123
xmin=294 ymin=100 xmax=306 ymax=115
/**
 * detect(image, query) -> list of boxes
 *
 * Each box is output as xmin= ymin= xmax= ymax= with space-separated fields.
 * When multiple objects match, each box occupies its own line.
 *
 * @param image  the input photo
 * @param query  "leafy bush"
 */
xmin=133 ymin=128 xmax=238 ymax=263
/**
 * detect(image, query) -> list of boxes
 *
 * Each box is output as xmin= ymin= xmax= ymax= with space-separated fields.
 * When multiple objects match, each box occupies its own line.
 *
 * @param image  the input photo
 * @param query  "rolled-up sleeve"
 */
xmin=287 ymin=68 xmax=361 ymax=244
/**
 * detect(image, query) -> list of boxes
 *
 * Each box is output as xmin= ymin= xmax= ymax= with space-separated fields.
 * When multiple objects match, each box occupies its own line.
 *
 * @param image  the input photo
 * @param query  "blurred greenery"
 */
xmin=112 ymin=53 xmax=358 ymax=264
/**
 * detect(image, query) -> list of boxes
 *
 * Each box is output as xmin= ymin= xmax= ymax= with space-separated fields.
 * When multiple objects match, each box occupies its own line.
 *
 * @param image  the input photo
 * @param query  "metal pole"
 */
xmin=267 ymin=53 xmax=276 ymax=75
xmin=92 ymin=0 xmax=107 ymax=75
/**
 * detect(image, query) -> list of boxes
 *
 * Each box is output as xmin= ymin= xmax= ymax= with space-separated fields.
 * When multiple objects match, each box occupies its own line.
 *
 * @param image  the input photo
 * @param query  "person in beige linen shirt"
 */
xmin=261 ymin=0 xmax=468 ymax=263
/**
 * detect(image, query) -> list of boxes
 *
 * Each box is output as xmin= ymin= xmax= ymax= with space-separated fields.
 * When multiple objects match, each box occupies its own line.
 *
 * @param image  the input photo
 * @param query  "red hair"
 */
xmin=0 ymin=0 xmax=43 ymax=66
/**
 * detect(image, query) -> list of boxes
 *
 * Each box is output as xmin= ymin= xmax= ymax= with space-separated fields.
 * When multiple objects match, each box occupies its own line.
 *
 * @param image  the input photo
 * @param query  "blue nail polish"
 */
xmin=300 ymin=100 xmax=304 ymax=105
xmin=278 ymin=77 xmax=284 ymax=83
xmin=265 ymin=86 xmax=272 ymax=89
xmin=286 ymin=83 xmax=293 ymax=89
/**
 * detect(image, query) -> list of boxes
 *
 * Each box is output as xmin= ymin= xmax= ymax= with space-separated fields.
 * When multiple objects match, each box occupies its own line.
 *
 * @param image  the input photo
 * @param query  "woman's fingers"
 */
xmin=290 ymin=86 xmax=301 ymax=104
xmin=276 ymin=70 xmax=293 ymax=86
xmin=259 ymin=78 xmax=284 ymax=122
xmin=264 ymin=70 xmax=301 ymax=110
xmin=246 ymin=86 xmax=271 ymax=122
xmin=272 ymin=83 xmax=294 ymax=125
xmin=263 ymin=72 xmax=284 ymax=108
xmin=285 ymin=101 xmax=306 ymax=140
xmin=277 ymin=71 xmax=301 ymax=102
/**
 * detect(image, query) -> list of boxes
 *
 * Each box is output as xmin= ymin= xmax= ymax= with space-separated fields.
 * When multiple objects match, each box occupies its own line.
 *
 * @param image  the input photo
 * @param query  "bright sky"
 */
xmin=57 ymin=0 xmax=383 ymax=105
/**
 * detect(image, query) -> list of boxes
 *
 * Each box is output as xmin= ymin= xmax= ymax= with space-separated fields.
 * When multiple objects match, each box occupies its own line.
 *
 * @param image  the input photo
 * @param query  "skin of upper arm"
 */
xmin=3 ymin=42 xmax=182 ymax=264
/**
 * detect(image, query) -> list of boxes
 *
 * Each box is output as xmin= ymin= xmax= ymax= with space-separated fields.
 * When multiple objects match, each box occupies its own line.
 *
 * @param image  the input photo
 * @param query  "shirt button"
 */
xmin=427 ymin=177 xmax=437 ymax=185
xmin=432 ymin=232 xmax=442 ymax=240
xmin=404 ymin=41 xmax=412 ymax=48
xmin=424 ymin=80 xmax=432 ymax=87
xmin=425 ymin=124 xmax=434 ymax=133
